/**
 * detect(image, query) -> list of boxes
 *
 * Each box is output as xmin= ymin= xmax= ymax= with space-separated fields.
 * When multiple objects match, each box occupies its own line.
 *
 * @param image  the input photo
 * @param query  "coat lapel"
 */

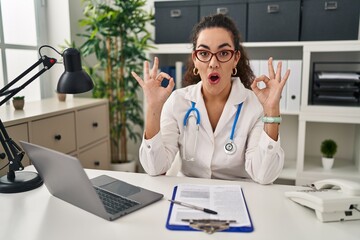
xmin=214 ymin=78 xmax=248 ymax=137
xmin=185 ymin=82 xmax=214 ymax=143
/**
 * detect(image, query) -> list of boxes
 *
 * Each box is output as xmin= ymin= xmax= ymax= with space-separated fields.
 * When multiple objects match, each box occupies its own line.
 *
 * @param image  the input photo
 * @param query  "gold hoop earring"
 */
xmin=232 ymin=68 xmax=238 ymax=76
xmin=193 ymin=67 xmax=199 ymax=76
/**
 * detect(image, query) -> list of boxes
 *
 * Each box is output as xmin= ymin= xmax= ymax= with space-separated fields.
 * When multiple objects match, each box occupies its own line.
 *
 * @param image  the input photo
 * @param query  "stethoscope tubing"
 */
xmin=183 ymin=101 xmax=200 ymax=126
xmin=230 ymin=103 xmax=243 ymax=141
xmin=182 ymin=101 xmax=243 ymax=159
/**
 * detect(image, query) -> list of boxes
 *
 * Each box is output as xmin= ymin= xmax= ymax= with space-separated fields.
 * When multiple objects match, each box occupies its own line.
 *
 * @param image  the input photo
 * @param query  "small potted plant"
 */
xmin=56 ymin=91 xmax=66 ymax=102
xmin=12 ymin=96 xmax=25 ymax=110
xmin=320 ymin=139 xmax=337 ymax=170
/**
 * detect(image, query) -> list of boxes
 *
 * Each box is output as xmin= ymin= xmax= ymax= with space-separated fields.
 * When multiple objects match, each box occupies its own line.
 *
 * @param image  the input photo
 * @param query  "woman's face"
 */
xmin=192 ymin=27 xmax=240 ymax=100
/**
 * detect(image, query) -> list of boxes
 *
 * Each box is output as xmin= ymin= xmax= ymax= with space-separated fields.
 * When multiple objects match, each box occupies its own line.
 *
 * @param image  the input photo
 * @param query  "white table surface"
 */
xmin=0 ymin=166 xmax=359 ymax=240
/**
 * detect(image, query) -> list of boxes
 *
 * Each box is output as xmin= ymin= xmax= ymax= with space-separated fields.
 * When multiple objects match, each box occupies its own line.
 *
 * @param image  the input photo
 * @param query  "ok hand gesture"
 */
xmin=131 ymin=57 xmax=175 ymax=110
xmin=131 ymin=57 xmax=175 ymax=139
xmin=251 ymin=57 xmax=290 ymax=116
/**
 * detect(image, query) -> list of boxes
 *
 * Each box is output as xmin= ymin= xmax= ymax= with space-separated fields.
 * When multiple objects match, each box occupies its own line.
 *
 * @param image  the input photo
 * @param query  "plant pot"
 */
xmin=322 ymin=157 xmax=334 ymax=170
xmin=110 ymin=160 xmax=137 ymax=172
xmin=57 ymin=93 xmax=66 ymax=102
xmin=13 ymin=99 xmax=25 ymax=110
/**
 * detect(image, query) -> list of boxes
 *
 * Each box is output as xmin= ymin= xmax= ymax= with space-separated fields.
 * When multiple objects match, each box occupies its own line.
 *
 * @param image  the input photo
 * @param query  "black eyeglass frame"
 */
xmin=194 ymin=49 xmax=236 ymax=63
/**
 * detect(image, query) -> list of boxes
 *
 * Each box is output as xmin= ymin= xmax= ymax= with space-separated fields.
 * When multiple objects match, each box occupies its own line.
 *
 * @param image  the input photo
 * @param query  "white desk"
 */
xmin=0 ymin=166 xmax=359 ymax=240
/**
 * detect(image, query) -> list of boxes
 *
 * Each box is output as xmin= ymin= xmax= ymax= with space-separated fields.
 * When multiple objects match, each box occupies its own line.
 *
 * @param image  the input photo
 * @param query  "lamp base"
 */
xmin=0 ymin=171 xmax=43 ymax=193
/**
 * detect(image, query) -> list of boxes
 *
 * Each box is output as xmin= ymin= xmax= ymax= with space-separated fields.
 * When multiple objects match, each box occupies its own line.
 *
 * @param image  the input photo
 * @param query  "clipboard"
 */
xmin=166 ymin=185 xmax=254 ymax=233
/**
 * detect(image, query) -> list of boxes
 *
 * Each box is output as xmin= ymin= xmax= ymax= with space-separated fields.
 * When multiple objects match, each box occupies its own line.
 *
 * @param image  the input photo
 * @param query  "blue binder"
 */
xmin=165 ymin=186 xmax=254 ymax=232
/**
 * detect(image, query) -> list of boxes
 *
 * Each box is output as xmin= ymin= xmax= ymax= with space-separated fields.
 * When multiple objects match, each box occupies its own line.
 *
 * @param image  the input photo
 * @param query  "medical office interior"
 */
xmin=1 ymin=0 xmax=360 ymax=187
xmin=1 ymin=0 xmax=360 ymax=237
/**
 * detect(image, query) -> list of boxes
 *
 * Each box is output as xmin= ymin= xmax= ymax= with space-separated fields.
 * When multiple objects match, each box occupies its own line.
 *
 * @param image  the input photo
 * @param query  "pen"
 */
xmin=168 ymin=199 xmax=218 ymax=215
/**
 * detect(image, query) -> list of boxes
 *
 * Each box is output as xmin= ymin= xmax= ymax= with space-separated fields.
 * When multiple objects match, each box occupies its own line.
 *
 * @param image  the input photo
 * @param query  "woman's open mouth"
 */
xmin=208 ymin=73 xmax=220 ymax=84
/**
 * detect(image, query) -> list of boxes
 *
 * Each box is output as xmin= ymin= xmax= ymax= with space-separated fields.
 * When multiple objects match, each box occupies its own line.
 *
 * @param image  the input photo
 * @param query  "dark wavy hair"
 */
xmin=183 ymin=14 xmax=254 ymax=89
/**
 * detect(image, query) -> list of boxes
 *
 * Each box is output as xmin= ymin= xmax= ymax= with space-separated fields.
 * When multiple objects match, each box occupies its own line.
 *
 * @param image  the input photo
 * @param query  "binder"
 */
xmin=166 ymin=185 xmax=254 ymax=233
xmin=250 ymin=60 xmax=261 ymax=79
xmin=175 ymin=61 xmax=184 ymax=89
xmin=286 ymin=60 xmax=302 ymax=112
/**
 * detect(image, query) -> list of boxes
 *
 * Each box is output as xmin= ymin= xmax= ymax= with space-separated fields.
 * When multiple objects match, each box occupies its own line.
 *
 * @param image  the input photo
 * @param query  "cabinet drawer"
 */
xmin=200 ymin=0 xmax=247 ymax=41
xmin=155 ymin=1 xmax=199 ymax=43
xmin=248 ymin=0 xmax=301 ymax=42
xmin=77 ymin=104 xmax=108 ymax=148
xmin=31 ymin=113 xmax=76 ymax=153
xmin=300 ymin=0 xmax=360 ymax=41
xmin=0 ymin=123 xmax=29 ymax=177
xmin=78 ymin=140 xmax=110 ymax=170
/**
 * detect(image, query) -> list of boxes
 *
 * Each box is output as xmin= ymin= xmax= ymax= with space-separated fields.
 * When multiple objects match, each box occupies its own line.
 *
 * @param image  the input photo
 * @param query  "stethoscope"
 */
xmin=183 ymin=101 xmax=243 ymax=161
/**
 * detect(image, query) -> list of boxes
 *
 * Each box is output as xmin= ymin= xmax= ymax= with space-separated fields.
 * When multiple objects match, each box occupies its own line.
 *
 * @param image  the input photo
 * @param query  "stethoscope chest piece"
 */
xmin=224 ymin=141 xmax=236 ymax=155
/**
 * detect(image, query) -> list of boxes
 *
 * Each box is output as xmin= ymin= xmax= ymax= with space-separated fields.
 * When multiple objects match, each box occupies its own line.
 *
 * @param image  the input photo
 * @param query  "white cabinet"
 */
xmin=0 ymin=98 xmax=110 ymax=177
xmin=147 ymin=40 xmax=360 ymax=185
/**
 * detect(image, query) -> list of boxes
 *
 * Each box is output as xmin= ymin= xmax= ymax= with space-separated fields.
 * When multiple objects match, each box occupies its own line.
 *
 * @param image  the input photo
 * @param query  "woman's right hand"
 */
xmin=131 ymin=57 xmax=175 ymax=139
xmin=131 ymin=57 xmax=175 ymax=109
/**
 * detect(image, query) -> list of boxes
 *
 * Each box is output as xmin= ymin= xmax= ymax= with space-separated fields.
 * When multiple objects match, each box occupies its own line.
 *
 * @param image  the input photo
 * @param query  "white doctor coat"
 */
xmin=139 ymin=77 xmax=284 ymax=184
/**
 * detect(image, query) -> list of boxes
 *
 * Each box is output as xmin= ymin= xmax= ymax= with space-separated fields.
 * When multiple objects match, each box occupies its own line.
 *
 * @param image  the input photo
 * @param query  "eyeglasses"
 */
xmin=194 ymin=49 xmax=236 ymax=63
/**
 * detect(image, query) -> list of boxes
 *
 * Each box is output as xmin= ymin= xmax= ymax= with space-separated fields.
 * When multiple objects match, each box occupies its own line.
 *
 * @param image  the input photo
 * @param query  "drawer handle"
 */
xmin=291 ymin=95 xmax=296 ymax=100
xmin=94 ymin=161 xmax=100 ymax=166
xmin=267 ymin=4 xmax=280 ymax=14
xmin=54 ymin=134 xmax=62 ymax=141
xmin=170 ymin=9 xmax=181 ymax=18
xmin=92 ymin=122 xmax=99 ymax=128
xmin=324 ymin=1 xmax=337 ymax=10
xmin=217 ymin=7 xmax=228 ymax=15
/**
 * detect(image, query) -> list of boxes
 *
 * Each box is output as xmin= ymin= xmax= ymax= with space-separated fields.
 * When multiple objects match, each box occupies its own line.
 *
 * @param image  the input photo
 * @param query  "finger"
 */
xmin=254 ymin=75 xmax=270 ymax=84
xmin=251 ymin=79 xmax=259 ymax=91
xmin=151 ymin=57 xmax=159 ymax=79
xmin=131 ymin=71 xmax=145 ymax=88
xmin=144 ymin=61 xmax=150 ymax=81
xmin=280 ymin=69 xmax=291 ymax=88
xmin=166 ymin=77 xmax=176 ymax=91
xmin=156 ymin=72 xmax=172 ymax=81
xmin=268 ymin=57 xmax=275 ymax=79
xmin=275 ymin=61 xmax=282 ymax=82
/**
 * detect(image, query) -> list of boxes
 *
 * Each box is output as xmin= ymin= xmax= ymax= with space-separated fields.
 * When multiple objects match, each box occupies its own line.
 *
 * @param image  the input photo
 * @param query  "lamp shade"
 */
xmin=57 ymin=48 xmax=94 ymax=94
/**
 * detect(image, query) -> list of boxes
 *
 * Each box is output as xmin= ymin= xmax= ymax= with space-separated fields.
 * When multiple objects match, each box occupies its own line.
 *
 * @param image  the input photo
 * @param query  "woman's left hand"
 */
xmin=251 ymin=57 xmax=290 ymax=116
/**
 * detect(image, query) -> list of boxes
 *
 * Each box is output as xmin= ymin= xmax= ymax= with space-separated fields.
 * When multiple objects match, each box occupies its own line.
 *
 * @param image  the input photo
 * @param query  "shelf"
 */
xmin=149 ymin=44 xmax=192 ymax=54
xmin=303 ymin=40 xmax=360 ymax=52
xmin=303 ymin=156 xmax=360 ymax=180
xmin=300 ymin=109 xmax=360 ymax=124
xmin=149 ymin=40 xmax=360 ymax=54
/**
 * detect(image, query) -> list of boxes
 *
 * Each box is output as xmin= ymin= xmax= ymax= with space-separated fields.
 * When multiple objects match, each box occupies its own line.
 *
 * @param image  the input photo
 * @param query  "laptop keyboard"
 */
xmin=94 ymin=186 xmax=140 ymax=215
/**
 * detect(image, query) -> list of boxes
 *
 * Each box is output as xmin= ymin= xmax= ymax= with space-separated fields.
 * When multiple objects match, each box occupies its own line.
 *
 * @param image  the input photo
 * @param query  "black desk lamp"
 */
xmin=0 ymin=45 xmax=94 ymax=193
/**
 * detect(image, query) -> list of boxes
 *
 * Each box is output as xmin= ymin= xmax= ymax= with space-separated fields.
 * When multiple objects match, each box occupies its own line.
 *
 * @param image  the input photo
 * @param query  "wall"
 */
xmin=45 ymin=0 xmax=71 ymax=98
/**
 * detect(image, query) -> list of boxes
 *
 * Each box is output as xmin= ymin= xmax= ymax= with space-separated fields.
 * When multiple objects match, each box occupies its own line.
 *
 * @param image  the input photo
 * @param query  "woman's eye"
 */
xmin=199 ymin=51 xmax=209 ymax=57
xmin=220 ymin=51 xmax=229 ymax=56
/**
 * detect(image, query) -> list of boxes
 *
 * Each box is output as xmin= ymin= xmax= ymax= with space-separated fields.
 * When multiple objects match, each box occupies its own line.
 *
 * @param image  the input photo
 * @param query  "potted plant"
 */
xmin=78 ymin=0 xmax=154 ymax=171
xmin=320 ymin=139 xmax=337 ymax=170
xmin=12 ymin=96 xmax=25 ymax=110
xmin=56 ymin=91 xmax=66 ymax=102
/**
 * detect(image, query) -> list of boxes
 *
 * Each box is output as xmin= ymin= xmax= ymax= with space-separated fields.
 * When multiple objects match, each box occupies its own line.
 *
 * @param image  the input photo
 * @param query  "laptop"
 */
xmin=20 ymin=141 xmax=163 ymax=221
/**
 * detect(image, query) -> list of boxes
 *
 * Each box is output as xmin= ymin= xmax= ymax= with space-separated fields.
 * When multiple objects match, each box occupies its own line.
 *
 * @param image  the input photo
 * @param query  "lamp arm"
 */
xmin=0 ymin=55 xmax=56 ymax=181
xmin=0 ymin=55 xmax=57 ymax=106
xmin=0 ymin=119 xmax=24 ymax=180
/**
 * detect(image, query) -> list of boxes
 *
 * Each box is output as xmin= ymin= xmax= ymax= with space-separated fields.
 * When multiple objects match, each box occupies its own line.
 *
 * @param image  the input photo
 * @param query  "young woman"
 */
xmin=131 ymin=14 xmax=290 ymax=184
